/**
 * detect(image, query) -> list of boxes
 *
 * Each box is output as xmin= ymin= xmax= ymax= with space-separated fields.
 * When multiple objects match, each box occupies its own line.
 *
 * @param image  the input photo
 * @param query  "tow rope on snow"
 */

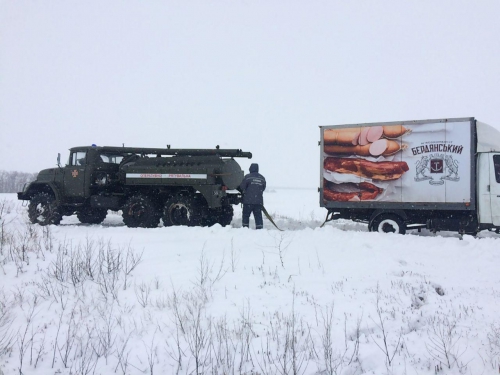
xmin=320 ymin=210 xmax=334 ymax=228
xmin=261 ymin=205 xmax=284 ymax=231
xmin=320 ymin=210 xmax=341 ymax=228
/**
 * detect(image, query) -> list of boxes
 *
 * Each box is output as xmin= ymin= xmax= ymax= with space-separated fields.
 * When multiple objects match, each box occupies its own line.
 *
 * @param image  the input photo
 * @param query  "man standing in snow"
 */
xmin=239 ymin=163 xmax=266 ymax=229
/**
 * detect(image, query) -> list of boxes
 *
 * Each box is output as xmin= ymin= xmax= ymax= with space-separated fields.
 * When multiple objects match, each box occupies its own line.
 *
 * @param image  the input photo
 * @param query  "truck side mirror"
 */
xmin=57 ymin=153 xmax=61 ymax=168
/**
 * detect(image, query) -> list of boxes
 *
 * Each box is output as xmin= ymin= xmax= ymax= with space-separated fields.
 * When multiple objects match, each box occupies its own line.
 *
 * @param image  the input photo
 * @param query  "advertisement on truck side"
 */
xmin=321 ymin=121 xmax=472 ymax=204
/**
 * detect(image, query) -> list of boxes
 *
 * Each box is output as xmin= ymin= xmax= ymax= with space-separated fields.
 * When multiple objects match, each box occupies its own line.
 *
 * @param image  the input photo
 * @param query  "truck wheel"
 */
xmin=216 ymin=205 xmax=234 ymax=227
xmin=201 ymin=207 xmax=232 ymax=227
xmin=163 ymin=194 xmax=201 ymax=227
xmin=77 ymin=207 xmax=108 ymax=224
xmin=201 ymin=214 xmax=218 ymax=227
xmin=370 ymin=214 xmax=406 ymax=234
xmin=197 ymin=203 xmax=217 ymax=227
xmin=28 ymin=192 xmax=62 ymax=226
xmin=122 ymin=195 xmax=160 ymax=228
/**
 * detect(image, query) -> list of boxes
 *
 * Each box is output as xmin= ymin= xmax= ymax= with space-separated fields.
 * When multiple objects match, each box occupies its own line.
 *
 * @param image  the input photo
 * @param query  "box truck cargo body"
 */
xmin=319 ymin=117 xmax=500 ymax=235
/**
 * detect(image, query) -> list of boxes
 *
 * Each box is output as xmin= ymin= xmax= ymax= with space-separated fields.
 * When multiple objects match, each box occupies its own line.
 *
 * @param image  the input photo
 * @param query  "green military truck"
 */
xmin=18 ymin=145 xmax=252 ymax=228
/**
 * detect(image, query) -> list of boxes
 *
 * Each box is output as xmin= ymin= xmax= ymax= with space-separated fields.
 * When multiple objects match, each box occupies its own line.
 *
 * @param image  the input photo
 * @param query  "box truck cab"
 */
xmin=319 ymin=117 xmax=500 ymax=236
xmin=477 ymin=123 xmax=500 ymax=229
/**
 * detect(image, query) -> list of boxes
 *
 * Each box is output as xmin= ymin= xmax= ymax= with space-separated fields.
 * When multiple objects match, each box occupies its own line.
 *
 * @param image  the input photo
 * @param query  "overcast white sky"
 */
xmin=1 ymin=1 xmax=500 ymax=188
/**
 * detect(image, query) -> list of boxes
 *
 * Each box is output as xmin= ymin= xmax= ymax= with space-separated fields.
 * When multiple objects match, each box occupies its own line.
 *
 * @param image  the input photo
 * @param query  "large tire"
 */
xmin=370 ymin=214 xmax=406 ymax=234
xmin=28 ymin=192 xmax=62 ymax=226
xmin=122 ymin=195 xmax=160 ymax=228
xmin=199 ymin=206 xmax=234 ymax=227
xmin=196 ymin=199 xmax=216 ymax=227
xmin=163 ymin=194 xmax=201 ymax=227
xmin=201 ymin=213 xmax=218 ymax=227
xmin=215 ymin=205 xmax=234 ymax=227
xmin=77 ymin=207 xmax=108 ymax=224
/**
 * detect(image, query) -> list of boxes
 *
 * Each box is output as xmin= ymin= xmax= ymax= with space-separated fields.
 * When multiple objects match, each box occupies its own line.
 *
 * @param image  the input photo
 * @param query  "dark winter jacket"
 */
xmin=240 ymin=163 xmax=266 ymax=205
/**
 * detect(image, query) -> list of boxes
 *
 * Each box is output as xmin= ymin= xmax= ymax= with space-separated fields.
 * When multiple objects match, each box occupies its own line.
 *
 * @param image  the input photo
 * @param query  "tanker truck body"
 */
xmin=319 ymin=117 xmax=500 ymax=235
xmin=18 ymin=146 xmax=252 ymax=228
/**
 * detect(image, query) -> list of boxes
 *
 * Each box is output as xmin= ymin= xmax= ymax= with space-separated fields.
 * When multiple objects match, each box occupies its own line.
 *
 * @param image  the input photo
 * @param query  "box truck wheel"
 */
xmin=370 ymin=213 xmax=406 ymax=234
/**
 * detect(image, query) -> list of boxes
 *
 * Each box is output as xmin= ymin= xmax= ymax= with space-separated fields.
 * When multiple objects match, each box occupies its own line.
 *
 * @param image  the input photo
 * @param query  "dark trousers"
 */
xmin=242 ymin=204 xmax=263 ymax=229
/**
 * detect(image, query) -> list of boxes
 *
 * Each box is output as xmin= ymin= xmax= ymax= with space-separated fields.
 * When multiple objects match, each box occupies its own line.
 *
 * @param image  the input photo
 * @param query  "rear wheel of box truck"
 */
xmin=369 ymin=213 xmax=406 ymax=234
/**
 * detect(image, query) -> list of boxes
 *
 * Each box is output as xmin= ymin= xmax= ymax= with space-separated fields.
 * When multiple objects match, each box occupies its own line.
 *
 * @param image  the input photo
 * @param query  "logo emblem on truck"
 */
xmin=415 ymin=154 xmax=460 ymax=185
xmin=430 ymin=159 xmax=443 ymax=173
xmin=72 ymin=170 xmax=79 ymax=178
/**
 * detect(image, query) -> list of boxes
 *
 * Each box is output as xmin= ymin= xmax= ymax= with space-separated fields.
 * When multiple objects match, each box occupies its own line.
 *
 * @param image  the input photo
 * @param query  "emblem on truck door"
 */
xmin=415 ymin=154 xmax=459 ymax=185
xmin=72 ymin=170 xmax=79 ymax=178
xmin=430 ymin=158 xmax=443 ymax=173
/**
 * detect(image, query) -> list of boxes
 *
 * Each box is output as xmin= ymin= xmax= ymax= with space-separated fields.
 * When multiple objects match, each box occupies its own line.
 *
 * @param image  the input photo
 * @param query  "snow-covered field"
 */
xmin=1 ymin=189 xmax=500 ymax=375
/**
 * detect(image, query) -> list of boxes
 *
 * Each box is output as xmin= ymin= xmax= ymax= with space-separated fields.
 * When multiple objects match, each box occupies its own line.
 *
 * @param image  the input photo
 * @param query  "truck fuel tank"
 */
xmin=120 ymin=155 xmax=245 ymax=188
xmin=219 ymin=159 xmax=244 ymax=190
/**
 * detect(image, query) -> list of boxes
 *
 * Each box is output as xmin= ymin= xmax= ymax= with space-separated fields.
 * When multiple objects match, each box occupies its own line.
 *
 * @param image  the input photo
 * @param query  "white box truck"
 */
xmin=319 ymin=117 xmax=500 ymax=235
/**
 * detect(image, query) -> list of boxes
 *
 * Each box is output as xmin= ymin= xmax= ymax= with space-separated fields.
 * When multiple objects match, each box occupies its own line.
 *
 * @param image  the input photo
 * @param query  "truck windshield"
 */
xmin=100 ymin=154 xmax=125 ymax=164
xmin=71 ymin=151 xmax=87 ymax=166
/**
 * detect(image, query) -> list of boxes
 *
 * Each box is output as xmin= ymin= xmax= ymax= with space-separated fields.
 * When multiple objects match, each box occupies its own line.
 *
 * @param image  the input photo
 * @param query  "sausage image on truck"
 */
xmin=319 ymin=117 xmax=500 ymax=235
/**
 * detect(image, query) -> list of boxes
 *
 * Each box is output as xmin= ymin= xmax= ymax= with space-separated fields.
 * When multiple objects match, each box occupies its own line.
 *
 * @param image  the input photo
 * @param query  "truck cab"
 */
xmin=17 ymin=145 xmax=130 ymax=225
xmin=478 ymin=153 xmax=500 ymax=230
xmin=61 ymin=146 xmax=126 ymax=202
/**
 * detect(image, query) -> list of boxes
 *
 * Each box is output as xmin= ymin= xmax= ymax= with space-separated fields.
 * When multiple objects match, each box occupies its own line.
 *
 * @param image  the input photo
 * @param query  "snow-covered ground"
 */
xmin=1 ymin=189 xmax=500 ymax=375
